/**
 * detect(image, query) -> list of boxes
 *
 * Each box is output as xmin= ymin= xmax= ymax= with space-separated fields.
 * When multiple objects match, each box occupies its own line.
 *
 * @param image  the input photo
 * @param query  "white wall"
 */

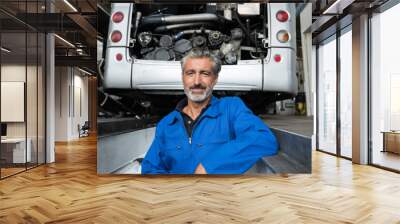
xmin=1 ymin=63 xmax=46 ymax=164
xmin=1 ymin=65 xmax=42 ymax=137
xmin=55 ymin=67 xmax=89 ymax=141
xmin=73 ymin=73 xmax=89 ymax=138
xmin=55 ymin=66 xmax=68 ymax=141
xmin=1 ymin=66 xmax=26 ymax=136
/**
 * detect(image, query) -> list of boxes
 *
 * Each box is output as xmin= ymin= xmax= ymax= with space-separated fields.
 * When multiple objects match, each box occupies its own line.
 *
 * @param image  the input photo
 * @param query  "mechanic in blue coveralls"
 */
xmin=141 ymin=49 xmax=278 ymax=174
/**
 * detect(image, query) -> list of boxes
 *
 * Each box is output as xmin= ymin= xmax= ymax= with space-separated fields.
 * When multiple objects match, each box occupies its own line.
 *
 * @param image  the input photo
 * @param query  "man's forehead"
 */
xmin=184 ymin=58 xmax=213 ymax=69
xmin=184 ymin=68 xmax=212 ymax=72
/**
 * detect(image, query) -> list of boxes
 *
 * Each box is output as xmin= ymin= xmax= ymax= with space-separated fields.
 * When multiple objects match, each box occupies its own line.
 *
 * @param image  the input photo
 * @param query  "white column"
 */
xmin=45 ymin=0 xmax=56 ymax=163
xmin=352 ymin=14 xmax=369 ymax=164
xmin=300 ymin=3 xmax=313 ymax=117
xmin=46 ymin=32 xmax=55 ymax=163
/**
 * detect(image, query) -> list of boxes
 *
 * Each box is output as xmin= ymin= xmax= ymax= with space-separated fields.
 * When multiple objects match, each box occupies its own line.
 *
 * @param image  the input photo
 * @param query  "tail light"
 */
xmin=274 ymin=54 xmax=282 ymax=63
xmin=111 ymin=31 xmax=122 ymax=43
xmin=112 ymin=12 xmax=124 ymax=23
xmin=116 ymin=53 xmax=123 ymax=61
xmin=276 ymin=30 xmax=290 ymax=43
xmin=276 ymin=10 xmax=289 ymax=22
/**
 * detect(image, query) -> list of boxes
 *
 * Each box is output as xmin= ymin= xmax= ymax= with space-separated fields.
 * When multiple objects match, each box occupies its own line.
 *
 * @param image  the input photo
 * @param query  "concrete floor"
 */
xmin=261 ymin=115 xmax=314 ymax=137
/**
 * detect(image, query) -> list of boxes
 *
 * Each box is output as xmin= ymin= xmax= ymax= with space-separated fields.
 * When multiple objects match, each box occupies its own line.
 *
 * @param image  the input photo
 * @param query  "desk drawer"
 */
xmin=0 ymin=145 xmax=14 ymax=164
xmin=1 ymin=140 xmax=31 ymax=164
xmin=384 ymin=133 xmax=400 ymax=154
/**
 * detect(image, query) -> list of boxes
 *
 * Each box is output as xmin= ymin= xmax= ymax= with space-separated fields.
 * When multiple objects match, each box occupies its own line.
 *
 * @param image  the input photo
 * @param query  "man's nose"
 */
xmin=194 ymin=73 xmax=201 ymax=85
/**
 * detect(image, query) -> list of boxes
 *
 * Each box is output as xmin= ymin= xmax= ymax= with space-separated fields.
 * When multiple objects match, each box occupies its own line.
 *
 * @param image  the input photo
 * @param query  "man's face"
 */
xmin=182 ymin=57 xmax=218 ymax=103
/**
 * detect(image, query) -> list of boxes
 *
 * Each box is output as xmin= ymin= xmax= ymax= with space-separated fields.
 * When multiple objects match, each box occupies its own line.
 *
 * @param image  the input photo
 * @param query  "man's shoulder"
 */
xmin=218 ymin=96 xmax=245 ymax=107
xmin=157 ymin=110 xmax=179 ymax=128
xmin=217 ymin=96 xmax=250 ymax=116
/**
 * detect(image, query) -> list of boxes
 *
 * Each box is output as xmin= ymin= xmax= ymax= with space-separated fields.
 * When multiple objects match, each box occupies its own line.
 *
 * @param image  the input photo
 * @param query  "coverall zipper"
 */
xmin=187 ymin=114 xmax=205 ymax=145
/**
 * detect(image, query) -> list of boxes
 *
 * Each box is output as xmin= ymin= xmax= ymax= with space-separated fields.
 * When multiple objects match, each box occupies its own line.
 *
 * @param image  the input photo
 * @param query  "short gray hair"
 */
xmin=180 ymin=48 xmax=222 ymax=76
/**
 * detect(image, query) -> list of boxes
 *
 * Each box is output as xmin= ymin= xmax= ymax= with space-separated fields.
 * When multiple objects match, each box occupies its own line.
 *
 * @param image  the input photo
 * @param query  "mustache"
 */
xmin=189 ymin=84 xmax=207 ymax=90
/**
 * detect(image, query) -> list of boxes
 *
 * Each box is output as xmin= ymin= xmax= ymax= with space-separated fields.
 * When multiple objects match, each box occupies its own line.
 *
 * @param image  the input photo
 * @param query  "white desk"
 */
xmin=1 ymin=138 xmax=31 ymax=163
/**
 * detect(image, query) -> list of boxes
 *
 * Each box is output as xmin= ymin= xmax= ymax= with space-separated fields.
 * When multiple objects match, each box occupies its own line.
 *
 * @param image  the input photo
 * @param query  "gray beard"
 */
xmin=184 ymin=86 xmax=213 ymax=103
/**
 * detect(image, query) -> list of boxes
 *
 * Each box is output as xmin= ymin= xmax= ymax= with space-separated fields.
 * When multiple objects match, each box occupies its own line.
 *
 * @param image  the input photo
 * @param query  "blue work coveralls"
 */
xmin=141 ymin=96 xmax=278 ymax=174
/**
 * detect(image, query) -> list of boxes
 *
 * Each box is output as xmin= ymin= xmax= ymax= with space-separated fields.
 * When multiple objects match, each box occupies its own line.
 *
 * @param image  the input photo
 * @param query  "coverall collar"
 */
xmin=167 ymin=95 xmax=220 ymax=125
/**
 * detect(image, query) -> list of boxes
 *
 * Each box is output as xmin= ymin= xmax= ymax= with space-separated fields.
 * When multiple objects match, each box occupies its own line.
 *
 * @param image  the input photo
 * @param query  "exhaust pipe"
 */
xmin=141 ymin=13 xmax=219 ymax=26
xmin=154 ymin=22 xmax=214 ymax=33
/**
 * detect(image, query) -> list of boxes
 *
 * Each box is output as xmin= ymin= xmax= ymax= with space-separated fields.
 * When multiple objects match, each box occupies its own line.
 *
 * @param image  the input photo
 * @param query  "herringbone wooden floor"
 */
xmin=1 ymin=135 xmax=400 ymax=224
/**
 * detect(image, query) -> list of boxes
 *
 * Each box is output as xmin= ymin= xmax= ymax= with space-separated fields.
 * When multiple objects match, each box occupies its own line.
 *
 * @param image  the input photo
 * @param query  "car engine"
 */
xmin=129 ymin=3 xmax=269 ymax=64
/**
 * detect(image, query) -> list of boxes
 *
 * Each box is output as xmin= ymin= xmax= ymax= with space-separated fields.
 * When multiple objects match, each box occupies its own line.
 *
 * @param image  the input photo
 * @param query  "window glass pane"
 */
xmin=27 ymin=31 xmax=38 ymax=169
xmin=0 ymin=0 xmax=46 ymax=178
xmin=371 ymin=3 xmax=400 ymax=171
xmin=1 ymin=30 xmax=28 ymax=177
xmin=26 ymin=0 xmax=44 ymax=169
xmin=318 ymin=37 xmax=337 ymax=154
xmin=340 ymin=28 xmax=352 ymax=158
xmin=38 ymin=32 xmax=45 ymax=165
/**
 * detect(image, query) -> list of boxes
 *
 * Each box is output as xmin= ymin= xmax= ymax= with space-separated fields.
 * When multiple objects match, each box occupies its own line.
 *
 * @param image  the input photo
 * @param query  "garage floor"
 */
xmin=261 ymin=115 xmax=313 ymax=137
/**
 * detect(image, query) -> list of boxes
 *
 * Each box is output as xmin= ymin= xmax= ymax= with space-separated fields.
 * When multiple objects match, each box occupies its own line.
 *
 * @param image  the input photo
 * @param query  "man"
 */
xmin=141 ymin=49 xmax=278 ymax=174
